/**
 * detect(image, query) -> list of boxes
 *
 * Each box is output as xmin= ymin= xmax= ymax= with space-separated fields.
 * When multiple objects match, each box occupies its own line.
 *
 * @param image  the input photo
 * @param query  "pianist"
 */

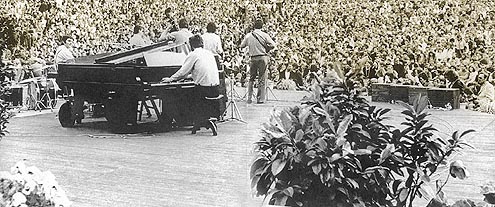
xmin=161 ymin=34 xmax=220 ymax=134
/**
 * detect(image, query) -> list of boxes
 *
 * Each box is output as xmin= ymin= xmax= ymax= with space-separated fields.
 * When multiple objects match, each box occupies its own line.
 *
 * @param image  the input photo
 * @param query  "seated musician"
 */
xmin=161 ymin=34 xmax=220 ymax=134
xmin=54 ymin=36 xmax=75 ymax=64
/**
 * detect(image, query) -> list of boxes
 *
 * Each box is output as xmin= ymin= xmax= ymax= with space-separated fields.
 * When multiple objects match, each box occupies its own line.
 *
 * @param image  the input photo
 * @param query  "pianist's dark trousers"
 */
xmin=192 ymin=85 xmax=220 ymax=132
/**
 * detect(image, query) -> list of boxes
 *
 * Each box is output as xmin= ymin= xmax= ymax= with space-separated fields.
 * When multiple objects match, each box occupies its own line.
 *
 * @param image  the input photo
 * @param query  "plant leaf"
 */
xmin=271 ymin=159 xmax=287 ymax=176
xmin=295 ymin=129 xmax=304 ymax=141
xmin=379 ymin=144 xmax=395 ymax=164
xmin=251 ymin=158 xmax=268 ymax=178
xmin=283 ymin=187 xmax=294 ymax=197
xmin=337 ymin=114 xmax=353 ymax=138
xmin=399 ymin=188 xmax=409 ymax=202
xmin=312 ymin=164 xmax=322 ymax=175
xmin=354 ymin=149 xmax=372 ymax=156
xmin=460 ymin=129 xmax=475 ymax=138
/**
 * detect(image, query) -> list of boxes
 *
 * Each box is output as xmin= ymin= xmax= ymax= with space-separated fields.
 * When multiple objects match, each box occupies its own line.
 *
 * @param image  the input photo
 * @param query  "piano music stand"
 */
xmin=222 ymin=74 xmax=246 ymax=123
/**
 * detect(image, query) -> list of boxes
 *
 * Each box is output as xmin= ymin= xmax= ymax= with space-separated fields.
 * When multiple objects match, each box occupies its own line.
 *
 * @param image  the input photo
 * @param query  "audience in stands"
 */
xmin=1 ymin=0 xmax=494 ymax=111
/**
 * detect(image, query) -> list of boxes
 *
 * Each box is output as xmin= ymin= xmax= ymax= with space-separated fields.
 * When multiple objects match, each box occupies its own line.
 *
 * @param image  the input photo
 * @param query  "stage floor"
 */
xmin=1 ymin=87 xmax=493 ymax=206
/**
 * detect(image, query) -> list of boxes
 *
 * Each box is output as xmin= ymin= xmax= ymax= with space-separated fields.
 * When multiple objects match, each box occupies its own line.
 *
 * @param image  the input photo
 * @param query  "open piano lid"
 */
xmin=95 ymin=41 xmax=188 ymax=65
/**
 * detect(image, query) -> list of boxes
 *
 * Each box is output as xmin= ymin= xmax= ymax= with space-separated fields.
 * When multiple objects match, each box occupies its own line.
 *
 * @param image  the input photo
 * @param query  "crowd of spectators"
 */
xmin=1 ymin=0 xmax=495 ymax=111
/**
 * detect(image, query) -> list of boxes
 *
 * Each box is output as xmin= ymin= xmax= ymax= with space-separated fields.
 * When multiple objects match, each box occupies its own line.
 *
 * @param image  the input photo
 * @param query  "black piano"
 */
xmin=56 ymin=41 xmax=226 ymax=132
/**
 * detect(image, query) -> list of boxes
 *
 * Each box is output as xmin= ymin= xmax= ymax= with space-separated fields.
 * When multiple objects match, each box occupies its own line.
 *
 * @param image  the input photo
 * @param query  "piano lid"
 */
xmin=95 ymin=41 xmax=187 ymax=64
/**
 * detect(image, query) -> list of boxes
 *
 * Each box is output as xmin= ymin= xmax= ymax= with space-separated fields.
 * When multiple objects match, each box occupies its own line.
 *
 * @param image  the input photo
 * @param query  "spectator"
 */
xmin=473 ymin=71 xmax=495 ymax=113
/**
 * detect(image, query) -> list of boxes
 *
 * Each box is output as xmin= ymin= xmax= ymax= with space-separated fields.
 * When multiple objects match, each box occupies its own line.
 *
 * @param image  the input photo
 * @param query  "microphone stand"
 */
xmin=221 ymin=74 xmax=246 ymax=123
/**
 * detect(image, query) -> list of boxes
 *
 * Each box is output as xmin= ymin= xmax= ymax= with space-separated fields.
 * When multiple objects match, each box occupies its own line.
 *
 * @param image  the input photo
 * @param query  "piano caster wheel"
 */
xmin=58 ymin=102 xmax=75 ymax=127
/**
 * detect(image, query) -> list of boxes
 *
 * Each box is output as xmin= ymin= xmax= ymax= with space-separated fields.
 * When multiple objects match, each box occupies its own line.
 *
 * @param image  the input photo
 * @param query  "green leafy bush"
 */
xmin=0 ymin=161 xmax=72 ymax=207
xmin=251 ymin=82 xmax=474 ymax=207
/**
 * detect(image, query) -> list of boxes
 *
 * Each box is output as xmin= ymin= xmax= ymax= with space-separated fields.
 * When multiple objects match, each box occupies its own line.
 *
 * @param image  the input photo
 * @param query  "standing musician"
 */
xmin=161 ymin=35 xmax=220 ymax=135
xmin=158 ymin=18 xmax=193 ymax=54
xmin=239 ymin=19 xmax=276 ymax=104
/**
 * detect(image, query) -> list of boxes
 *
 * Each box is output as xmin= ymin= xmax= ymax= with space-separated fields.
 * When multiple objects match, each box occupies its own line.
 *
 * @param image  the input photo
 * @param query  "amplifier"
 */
xmin=408 ymin=86 xmax=428 ymax=105
xmin=371 ymin=83 xmax=391 ymax=102
xmin=5 ymin=86 xmax=24 ymax=107
xmin=427 ymin=88 xmax=460 ymax=109
xmin=389 ymin=84 xmax=409 ymax=103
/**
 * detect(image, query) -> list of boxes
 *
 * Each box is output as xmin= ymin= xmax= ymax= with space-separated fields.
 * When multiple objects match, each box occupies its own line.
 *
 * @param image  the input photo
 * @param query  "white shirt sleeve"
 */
xmin=170 ymin=52 xmax=197 ymax=81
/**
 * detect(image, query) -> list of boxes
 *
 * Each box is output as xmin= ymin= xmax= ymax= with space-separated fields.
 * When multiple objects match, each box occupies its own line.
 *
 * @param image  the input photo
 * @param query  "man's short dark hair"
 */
xmin=206 ymin=22 xmax=217 ymax=33
xmin=189 ymin=34 xmax=203 ymax=49
xmin=60 ymin=36 xmax=72 ymax=44
xmin=254 ymin=19 xmax=263 ymax=29
xmin=178 ymin=18 xmax=189 ymax=29
xmin=133 ymin=25 xmax=142 ymax=34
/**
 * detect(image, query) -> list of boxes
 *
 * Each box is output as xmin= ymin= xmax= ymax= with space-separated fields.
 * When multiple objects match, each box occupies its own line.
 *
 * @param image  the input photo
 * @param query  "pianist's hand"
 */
xmin=161 ymin=77 xmax=174 ymax=83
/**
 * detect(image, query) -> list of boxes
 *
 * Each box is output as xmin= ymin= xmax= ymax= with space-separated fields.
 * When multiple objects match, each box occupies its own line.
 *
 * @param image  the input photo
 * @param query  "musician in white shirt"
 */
xmin=158 ymin=18 xmax=193 ymax=54
xmin=201 ymin=22 xmax=223 ymax=56
xmin=54 ymin=36 xmax=75 ymax=64
xmin=129 ymin=25 xmax=151 ymax=47
xmin=161 ymin=35 xmax=220 ymax=135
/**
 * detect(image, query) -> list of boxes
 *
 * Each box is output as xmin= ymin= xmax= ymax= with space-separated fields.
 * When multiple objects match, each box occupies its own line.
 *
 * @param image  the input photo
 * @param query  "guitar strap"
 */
xmin=251 ymin=32 xmax=268 ymax=52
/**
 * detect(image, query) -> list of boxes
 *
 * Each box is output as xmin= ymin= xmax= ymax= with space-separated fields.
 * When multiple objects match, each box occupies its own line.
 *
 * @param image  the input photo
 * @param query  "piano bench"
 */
xmin=191 ymin=94 xmax=224 ymax=136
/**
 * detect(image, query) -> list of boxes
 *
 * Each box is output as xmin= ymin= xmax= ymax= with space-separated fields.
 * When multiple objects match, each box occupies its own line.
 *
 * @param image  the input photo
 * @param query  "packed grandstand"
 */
xmin=1 ymin=0 xmax=494 ymax=111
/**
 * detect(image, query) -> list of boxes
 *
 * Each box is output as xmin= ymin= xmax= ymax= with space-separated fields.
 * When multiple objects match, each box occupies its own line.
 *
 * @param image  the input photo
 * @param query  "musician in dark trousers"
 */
xmin=239 ymin=19 xmax=276 ymax=104
xmin=161 ymin=35 xmax=220 ymax=135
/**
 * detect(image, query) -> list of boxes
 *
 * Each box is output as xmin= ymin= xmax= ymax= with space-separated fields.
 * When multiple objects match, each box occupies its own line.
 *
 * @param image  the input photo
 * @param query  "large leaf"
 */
xmin=280 ymin=109 xmax=297 ymax=132
xmin=283 ymin=187 xmax=294 ymax=197
xmin=418 ymin=184 xmax=435 ymax=200
xmin=271 ymin=159 xmax=287 ymax=176
xmin=312 ymin=164 xmax=322 ymax=175
xmin=414 ymin=94 xmax=429 ymax=114
xmin=399 ymin=188 xmax=409 ymax=202
xmin=398 ymin=100 xmax=415 ymax=114
xmin=354 ymin=149 xmax=372 ymax=156
xmin=251 ymin=157 xmax=268 ymax=178
xmin=295 ymin=129 xmax=305 ymax=141
xmin=379 ymin=144 xmax=395 ymax=164
xmin=337 ymin=114 xmax=353 ymax=138
xmin=459 ymin=129 xmax=475 ymax=139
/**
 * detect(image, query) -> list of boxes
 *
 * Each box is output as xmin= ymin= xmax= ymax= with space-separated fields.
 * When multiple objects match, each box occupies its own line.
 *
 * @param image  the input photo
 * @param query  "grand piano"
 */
xmin=56 ymin=41 xmax=226 ymax=132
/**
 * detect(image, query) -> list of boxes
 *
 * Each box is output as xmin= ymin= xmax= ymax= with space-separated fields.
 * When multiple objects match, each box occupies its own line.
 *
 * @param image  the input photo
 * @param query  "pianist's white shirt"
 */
xmin=170 ymin=48 xmax=219 ymax=86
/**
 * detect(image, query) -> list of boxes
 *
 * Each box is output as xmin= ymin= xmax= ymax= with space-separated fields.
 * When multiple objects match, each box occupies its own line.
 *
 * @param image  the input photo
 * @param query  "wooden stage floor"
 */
xmin=0 ymin=87 xmax=494 ymax=206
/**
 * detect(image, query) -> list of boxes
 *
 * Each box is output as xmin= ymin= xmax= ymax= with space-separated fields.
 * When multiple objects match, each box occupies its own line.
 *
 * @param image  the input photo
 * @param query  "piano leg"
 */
xmin=72 ymin=95 xmax=85 ymax=124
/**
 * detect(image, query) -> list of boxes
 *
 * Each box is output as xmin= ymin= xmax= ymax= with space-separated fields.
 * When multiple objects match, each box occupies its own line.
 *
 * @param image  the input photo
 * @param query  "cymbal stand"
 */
xmin=222 ymin=74 xmax=246 ymax=123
